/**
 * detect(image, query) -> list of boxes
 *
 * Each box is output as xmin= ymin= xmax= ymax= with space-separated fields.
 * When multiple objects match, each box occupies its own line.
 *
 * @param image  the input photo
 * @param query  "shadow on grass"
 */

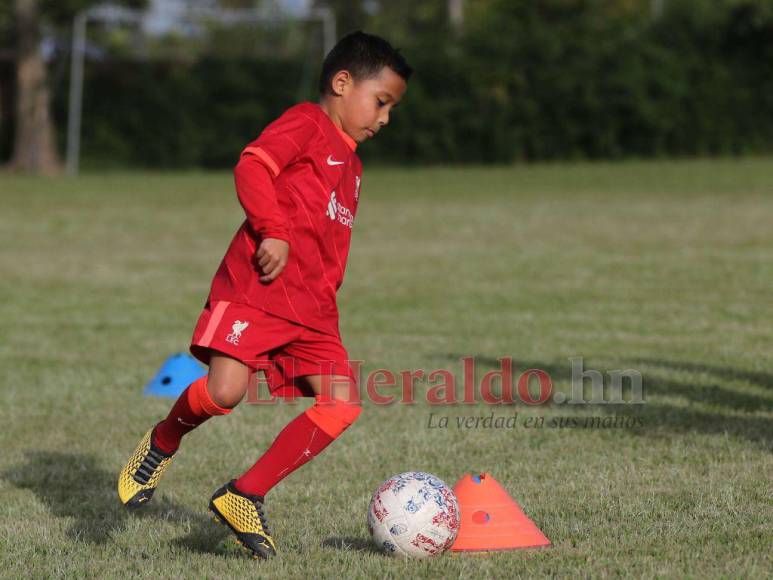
xmin=428 ymin=354 xmax=773 ymax=451
xmin=321 ymin=536 xmax=383 ymax=555
xmin=628 ymin=358 xmax=773 ymax=391
xmin=0 ymin=451 xmax=231 ymax=556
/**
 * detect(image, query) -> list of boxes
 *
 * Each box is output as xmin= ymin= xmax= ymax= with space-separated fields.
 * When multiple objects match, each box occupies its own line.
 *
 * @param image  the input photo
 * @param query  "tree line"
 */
xmin=1 ymin=0 xmax=771 ymax=171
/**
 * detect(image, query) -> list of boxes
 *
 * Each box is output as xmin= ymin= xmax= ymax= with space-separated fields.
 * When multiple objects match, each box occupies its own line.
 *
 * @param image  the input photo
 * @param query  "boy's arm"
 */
xmin=234 ymin=105 xmax=317 ymax=241
xmin=234 ymin=154 xmax=291 ymax=283
xmin=233 ymin=154 xmax=290 ymax=242
xmin=234 ymin=105 xmax=317 ymax=282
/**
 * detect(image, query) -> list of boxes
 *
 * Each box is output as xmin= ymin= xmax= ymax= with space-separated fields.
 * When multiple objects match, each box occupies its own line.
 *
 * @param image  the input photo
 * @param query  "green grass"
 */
xmin=1 ymin=158 xmax=771 ymax=578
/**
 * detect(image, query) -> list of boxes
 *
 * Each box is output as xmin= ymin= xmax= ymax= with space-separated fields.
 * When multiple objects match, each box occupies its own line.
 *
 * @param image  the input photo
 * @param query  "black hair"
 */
xmin=318 ymin=31 xmax=413 ymax=95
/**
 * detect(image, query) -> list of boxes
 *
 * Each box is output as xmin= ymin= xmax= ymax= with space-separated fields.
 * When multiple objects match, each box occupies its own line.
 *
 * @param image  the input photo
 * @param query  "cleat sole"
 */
xmin=209 ymin=507 xmax=267 ymax=560
xmin=125 ymin=489 xmax=155 ymax=509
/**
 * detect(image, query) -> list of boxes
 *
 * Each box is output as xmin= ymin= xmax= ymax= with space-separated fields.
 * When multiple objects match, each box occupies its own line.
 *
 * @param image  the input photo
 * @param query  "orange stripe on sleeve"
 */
xmin=242 ymin=146 xmax=280 ymax=177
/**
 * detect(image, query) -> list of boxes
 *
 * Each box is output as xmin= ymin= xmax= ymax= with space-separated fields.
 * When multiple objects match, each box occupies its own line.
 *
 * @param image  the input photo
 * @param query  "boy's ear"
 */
xmin=330 ymin=70 xmax=353 ymax=96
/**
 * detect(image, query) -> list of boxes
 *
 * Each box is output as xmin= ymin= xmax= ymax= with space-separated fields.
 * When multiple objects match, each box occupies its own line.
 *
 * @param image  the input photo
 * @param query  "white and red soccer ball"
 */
xmin=367 ymin=471 xmax=460 ymax=558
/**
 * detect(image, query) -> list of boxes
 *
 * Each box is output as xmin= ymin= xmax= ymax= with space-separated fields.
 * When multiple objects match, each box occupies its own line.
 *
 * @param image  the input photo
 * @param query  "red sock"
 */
xmin=235 ymin=411 xmax=334 ymax=497
xmin=234 ymin=396 xmax=361 ymax=497
xmin=153 ymin=375 xmax=231 ymax=454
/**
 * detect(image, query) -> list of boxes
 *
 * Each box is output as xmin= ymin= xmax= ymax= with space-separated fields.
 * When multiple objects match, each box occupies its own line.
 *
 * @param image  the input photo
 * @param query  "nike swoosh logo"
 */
xmin=327 ymin=155 xmax=344 ymax=166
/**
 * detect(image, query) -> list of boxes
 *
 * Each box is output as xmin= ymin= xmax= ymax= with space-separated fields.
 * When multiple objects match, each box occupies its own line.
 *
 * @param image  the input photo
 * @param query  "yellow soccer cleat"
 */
xmin=117 ymin=427 xmax=174 ymax=508
xmin=209 ymin=481 xmax=277 ymax=559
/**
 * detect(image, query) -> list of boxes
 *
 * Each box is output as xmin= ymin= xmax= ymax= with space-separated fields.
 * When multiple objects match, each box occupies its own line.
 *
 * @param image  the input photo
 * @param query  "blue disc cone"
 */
xmin=143 ymin=353 xmax=207 ymax=398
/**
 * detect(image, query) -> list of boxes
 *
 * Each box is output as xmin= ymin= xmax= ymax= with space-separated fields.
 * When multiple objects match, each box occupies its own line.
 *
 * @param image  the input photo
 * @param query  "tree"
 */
xmin=9 ymin=0 xmax=59 ymax=173
xmin=6 ymin=0 xmax=144 ymax=174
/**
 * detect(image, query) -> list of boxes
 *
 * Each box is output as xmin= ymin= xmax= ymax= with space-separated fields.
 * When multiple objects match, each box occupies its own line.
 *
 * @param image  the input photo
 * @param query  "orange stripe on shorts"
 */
xmin=199 ymin=301 xmax=230 ymax=347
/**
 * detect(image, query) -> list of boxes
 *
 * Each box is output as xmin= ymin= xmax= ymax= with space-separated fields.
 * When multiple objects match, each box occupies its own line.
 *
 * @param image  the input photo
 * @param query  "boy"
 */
xmin=117 ymin=31 xmax=411 ymax=560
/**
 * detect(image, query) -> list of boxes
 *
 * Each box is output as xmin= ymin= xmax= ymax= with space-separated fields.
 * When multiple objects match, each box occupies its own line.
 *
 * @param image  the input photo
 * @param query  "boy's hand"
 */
xmin=256 ymin=238 xmax=289 ymax=283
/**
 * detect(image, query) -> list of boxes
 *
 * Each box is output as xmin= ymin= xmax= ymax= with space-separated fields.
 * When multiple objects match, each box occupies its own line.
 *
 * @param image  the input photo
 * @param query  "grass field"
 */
xmin=1 ymin=158 xmax=771 ymax=578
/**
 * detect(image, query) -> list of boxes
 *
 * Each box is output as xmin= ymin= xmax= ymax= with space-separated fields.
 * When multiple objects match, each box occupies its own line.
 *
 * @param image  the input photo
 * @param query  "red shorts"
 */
xmin=190 ymin=300 xmax=355 ymax=399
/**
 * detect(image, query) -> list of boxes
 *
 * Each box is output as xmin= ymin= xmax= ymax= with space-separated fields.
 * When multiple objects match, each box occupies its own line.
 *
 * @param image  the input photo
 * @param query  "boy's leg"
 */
xmin=153 ymin=354 xmax=250 ymax=453
xmin=118 ymin=353 xmax=251 ymax=507
xmin=233 ymin=374 xmax=362 ymax=497
xmin=208 ymin=374 xmax=361 ymax=558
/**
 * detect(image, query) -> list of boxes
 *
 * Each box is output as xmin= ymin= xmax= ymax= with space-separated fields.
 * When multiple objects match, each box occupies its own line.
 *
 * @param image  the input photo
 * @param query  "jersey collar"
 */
xmin=334 ymin=124 xmax=357 ymax=152
xmin=315 ymin=103 xmax=357 ymax=152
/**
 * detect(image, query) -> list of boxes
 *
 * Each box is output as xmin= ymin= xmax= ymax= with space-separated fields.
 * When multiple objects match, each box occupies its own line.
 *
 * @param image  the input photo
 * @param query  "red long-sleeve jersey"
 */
xmin=206 ymin=102 xmax=362 ymax=338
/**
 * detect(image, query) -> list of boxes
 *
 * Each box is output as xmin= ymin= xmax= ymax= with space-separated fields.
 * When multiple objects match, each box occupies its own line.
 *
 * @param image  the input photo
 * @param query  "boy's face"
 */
xmin=331 ymin=66 xmax=408 ymax=143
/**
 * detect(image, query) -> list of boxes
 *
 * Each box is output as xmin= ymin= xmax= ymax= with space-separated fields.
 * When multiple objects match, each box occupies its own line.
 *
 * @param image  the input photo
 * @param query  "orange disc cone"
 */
xmin=450 ymin=473 xmax=550 ymax=552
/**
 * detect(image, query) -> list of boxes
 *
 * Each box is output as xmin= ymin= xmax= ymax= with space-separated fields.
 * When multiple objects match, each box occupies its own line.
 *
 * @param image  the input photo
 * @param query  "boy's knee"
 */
xmin=205 ymin=354 xmax=251 ymax=409
xmin=305 ymin=398 xmax=362 ymax=438
xmin=206 ymin=379 xmax=245 ymax=409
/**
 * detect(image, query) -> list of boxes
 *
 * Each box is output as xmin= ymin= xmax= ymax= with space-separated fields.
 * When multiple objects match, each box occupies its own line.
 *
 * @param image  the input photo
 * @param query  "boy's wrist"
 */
xmin=262 ymin=230 xmax=291 ymax=244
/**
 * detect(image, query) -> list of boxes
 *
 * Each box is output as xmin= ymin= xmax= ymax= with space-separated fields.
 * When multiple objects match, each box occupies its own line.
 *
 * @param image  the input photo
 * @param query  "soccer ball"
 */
xmin=367 ymin=471 xmax=460 ymax=558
